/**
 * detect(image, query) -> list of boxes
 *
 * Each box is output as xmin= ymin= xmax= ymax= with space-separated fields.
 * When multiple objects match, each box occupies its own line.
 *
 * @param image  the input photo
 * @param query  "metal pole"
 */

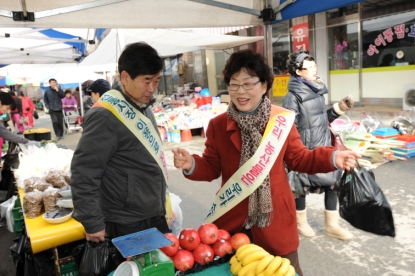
xmin=264 ymin=22 xmax=273 ymax=100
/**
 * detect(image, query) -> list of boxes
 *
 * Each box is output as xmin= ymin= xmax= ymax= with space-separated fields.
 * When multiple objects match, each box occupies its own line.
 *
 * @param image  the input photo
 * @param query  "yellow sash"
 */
xmin=205 ymin=106 xmax=295 ymax=223
xmin=93 ymin=90 xmax=175 ymax=226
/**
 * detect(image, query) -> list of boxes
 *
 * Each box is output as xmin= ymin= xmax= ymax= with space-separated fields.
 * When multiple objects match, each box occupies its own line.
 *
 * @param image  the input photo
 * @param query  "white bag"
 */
xmin=169 ymin=193 xmax=183 ymax=237
xmin=1 ymin=195 xmax=17 ymax=232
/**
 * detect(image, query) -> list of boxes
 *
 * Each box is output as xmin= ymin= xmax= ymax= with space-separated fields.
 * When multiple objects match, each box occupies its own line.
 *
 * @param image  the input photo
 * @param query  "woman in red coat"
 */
xmin=19 ymin=92 xmax=35 ymax=128
xmin=172 ymin=50 xmax=359 ymax=276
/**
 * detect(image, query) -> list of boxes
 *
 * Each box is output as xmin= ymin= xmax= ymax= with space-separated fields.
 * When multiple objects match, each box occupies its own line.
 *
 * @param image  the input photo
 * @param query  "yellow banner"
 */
xmin=205 ymin=108 xmax=295 ymax=223
xmin=273 ymin=75 xmax=290 ymax=97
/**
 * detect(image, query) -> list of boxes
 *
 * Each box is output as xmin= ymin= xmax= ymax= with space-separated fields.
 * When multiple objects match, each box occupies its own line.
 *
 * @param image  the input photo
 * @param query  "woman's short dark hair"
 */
xmin=287 ymin=49 xmax=315 ymax=76
xmin=0 ymin=92 xmax=16 ymax=106
xmin=118 ymin=42 xmax=164 ymax=80
xmin=64 ymin=89 xmax=72 ymax=95
xmin=222 ymin=50 xmax=273 ymax=96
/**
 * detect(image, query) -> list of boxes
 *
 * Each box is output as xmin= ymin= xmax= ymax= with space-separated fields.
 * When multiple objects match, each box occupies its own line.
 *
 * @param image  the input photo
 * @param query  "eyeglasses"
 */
xmin=227 ymin=80 xmax=261 ymax=91
xmin=301 ymin=64 xmax=318 ymax=70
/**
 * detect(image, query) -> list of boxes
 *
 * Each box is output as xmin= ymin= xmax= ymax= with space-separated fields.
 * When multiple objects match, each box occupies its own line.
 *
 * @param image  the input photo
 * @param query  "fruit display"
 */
xmin=160 ymin=223 xmax=250 ymax=274
xmin=230 ymin=244 xmax=296 ymax=276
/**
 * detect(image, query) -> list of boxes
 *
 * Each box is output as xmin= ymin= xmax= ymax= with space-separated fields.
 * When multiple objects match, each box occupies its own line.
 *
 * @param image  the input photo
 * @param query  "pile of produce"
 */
xmin=230 ymin=244 xmax=295 ymax=276
xmin=160 ymin=223 xmax=249 ymax=274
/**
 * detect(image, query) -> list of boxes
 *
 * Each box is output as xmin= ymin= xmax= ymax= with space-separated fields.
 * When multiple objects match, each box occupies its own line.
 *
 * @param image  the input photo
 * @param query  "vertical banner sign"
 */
xmin=292 ymin=22 xmax=309 ymax=51
xmin=273 ymin=75 xmax=290 ymax=97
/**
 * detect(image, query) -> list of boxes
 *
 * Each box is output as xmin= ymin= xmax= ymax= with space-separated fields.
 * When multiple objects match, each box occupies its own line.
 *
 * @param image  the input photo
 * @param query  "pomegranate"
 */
xmin=211 ymin=239 xmax=233 ymax=257
xmin=192 ymin=244 xmax=214 ymax=265
xmin=179 ymin=228 xmax=201 ymax=251
xmin=217 ymin=229 xmax=231 ymax=241
xmin=198 ymin=223 xmax=218 ymax=245
xmin=160 ymin=233 xmax=179 ymax=257
xmin=173 ymin=249 xmax=195 ymax=272
xmin=230 ymin=233 xmax=251 ymax=250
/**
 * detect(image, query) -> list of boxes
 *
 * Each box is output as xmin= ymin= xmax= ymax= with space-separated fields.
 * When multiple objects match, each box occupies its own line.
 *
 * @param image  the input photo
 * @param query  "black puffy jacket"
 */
xmin=283 ymin=76 xmax=341 ymax=187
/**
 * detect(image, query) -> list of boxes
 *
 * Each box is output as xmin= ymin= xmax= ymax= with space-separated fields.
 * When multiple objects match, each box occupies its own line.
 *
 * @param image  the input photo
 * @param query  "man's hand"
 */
xmin=85 ymin=228 xmax=106 ymax=243
xmin=172 ymin=147 xmax=193 ymax=171
xmin=335 ymin=150 xmax=361 ymax=171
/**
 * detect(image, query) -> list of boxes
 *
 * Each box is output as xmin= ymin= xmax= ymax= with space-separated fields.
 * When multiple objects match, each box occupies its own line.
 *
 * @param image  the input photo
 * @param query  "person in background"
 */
xmin=71 ymin=42 xmax=168 ymax=260
xmin=19 ymin=92 xmax=35 ymax=129
xmin=61 ymin=89 xmax=78 ymax=115
xmin=81 ymin=80 xmax=94 ymax=115
xmin=43 ymin=78 xmax=65 ymax=140
xmin=72 ymin=87 xmax=81 ymax=115
xmin=9 ymin=91 xmax=24 ymax=134
xmin=87 ymin=79 xmax=111 ymax=103
xmin=283 ymin=49 xmax=355 ymax=241
xmin=0 ymin=92 xmax=40 ymax=146
xmin=172 ymin=49 xmax=360 ymax=276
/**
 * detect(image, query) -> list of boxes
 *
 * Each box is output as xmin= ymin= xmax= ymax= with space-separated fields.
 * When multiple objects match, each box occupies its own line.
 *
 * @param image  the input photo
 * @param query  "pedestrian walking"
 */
xmin=43 ymin=78 xmax=65 ymax=139
xmin=9 ymin=91 xmax=24 ymax=134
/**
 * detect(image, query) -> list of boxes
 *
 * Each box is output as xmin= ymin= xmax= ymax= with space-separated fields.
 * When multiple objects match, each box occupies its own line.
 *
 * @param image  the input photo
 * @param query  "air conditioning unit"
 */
xmin=403 ymin=84 xmax=415 ymax=111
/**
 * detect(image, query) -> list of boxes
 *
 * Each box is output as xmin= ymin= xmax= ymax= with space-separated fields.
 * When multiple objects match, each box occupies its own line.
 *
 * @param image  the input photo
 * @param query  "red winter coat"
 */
xmin=185 ymin=106 xmax=336 ymax=256
xmin=21 ymin=96 xmax=34 ymax=116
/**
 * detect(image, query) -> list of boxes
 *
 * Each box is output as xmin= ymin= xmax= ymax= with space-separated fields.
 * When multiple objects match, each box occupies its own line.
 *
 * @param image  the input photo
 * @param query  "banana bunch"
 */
xmin=229 ymin=244 xmax=295 ymax=276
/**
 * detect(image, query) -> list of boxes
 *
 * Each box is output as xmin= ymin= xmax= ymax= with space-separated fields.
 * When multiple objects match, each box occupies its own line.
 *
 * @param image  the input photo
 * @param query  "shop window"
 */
xmin=327 ymin=5 xmax=358 ymax=20
xmin=272 ymin=21 xmax=290 ymax=75
xmin=328 ymin=23 xmax=359 ymax=70
xmin=362 ymin=0 xmax=415 ymax=20
xmin=362 ymin=10 xmax=415 ymax=68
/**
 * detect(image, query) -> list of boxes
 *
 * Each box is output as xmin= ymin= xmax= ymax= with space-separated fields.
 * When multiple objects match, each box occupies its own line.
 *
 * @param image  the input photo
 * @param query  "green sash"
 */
xmin=205 ymin=106 xmax=295 ymax=223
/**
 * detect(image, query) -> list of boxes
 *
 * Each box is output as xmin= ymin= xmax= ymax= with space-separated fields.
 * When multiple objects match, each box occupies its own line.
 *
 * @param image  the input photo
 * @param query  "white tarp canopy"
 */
xmin=81 ymin=28 xmax=264 ymax=66
xmin=0 ymin=0 xmax=263 ymax=28
xmin=0 ymin=27 xmax=106 ymax=64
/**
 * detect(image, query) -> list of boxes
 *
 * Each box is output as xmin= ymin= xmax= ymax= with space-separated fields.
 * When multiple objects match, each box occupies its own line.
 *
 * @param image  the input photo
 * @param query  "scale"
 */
xmin=111 ymin=228 xmax=175 ymax=276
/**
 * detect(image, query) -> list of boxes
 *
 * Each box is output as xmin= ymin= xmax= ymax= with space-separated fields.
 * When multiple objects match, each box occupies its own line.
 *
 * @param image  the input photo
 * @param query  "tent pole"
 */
xmin=77 ymin=63 xmax=84 ymax=117
xmin=264 ymin=22 xmax=273 ymax=100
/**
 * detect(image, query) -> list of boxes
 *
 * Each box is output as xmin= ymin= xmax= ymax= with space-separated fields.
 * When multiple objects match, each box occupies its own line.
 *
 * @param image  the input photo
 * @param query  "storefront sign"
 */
xmin=367 ymin=23 xmax=415 ymax=56
xmin=273 ymin=75 xmax=290 ymax=97
xmin=292 ymin=22 xmax=309 ymax=51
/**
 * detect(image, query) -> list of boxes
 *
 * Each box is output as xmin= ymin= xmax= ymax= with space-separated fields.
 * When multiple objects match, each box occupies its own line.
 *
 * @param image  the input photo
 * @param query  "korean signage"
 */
xmin=292 ymin=22 xmax=309 ymax=51
xmin=367 ymin=23 xmax=415 ymax=56
xmin=273 ymin=75 xmax=290 ymax=97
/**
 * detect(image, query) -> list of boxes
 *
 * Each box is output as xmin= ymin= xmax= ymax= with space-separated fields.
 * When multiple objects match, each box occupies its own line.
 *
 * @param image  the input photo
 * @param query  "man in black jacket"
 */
xmin=71 ymin=42 xmax=168 ymax=245
xmin=43 ymin=78 xmax=65 ymax=139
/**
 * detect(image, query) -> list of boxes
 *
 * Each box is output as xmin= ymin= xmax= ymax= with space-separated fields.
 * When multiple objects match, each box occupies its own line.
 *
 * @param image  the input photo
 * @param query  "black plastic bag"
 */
xmin=33 ymin=111 xmax=39 ymax=120
xmin=287 ymin=171 xmax=305 ymax=197
xmin=78 ymin=240 xmax=110 ymax=276
xmin=337 ymin=165 xmax=395 ymax=237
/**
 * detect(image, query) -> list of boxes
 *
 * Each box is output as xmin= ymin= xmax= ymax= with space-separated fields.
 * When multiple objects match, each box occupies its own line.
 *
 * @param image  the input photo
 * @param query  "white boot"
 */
xmin=325 ymin=210 xmax=354 ymax=240
xmin=296 ymin=209 xmax=315 ymax=238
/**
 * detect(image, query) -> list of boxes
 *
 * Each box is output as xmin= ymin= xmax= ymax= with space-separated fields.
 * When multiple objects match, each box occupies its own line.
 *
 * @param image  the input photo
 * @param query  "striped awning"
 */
xmin=194 ymin=26 xmax=252 ymax=35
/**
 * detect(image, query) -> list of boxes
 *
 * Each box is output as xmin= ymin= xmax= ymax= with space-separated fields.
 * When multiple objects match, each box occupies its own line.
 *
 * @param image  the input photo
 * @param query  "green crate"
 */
xmin=14 ymin=218 xmax=24 ymax=232
xmin=14 ymin=198 xmax=22 ymax=208
xmin=60 ymin=261 xmax=79 ymax=276
xmin=12 ymin=206 xmax=23 ymax=220
xmin=15 ymin=229 xmax=23 ymax=238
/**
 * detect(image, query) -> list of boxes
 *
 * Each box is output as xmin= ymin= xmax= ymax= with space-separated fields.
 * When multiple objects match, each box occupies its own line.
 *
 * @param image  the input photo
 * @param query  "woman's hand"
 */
xmin=335 ymin=150 xmax=361 ymax=171
xmin=172 ymin=147 xmax=193 ymax=171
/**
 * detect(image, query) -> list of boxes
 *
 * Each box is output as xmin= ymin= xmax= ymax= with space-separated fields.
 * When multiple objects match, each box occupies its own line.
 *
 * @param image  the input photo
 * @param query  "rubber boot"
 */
xmin=325 ymin=210 xmax=354 ymax=240
xmin=296 ymin=209 xmax=315 ymax=238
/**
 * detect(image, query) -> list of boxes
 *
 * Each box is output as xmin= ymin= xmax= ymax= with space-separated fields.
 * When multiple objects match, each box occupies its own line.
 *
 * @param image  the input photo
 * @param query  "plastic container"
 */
xmin=181 ymin=129 xmax=193 ymax=142
xmin=396 ymin=134 xmax=415 ymax=142
xmin=171 ymin=130 xmax=181 ymax=144
xmin=43 ymin=209 xmax=73 ymax=224
xmin=113 ymin=261 xmax=139 ymax=276
xmin=12 ymin=206 xmax=23 ymax=220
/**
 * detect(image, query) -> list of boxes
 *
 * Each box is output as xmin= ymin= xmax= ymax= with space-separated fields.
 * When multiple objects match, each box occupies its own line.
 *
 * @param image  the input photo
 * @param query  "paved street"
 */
xmin=0 ymin=110 xmax=414 ymax=275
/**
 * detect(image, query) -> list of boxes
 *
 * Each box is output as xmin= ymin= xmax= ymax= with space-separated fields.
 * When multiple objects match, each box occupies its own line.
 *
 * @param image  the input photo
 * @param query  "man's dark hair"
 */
xmin=118 ymin=42 xmax=164 ymax=80
xmin=287 ymin=49 xmax=315 ymax=76
xmin=49 ymin=78 xmax=57 ymax=83
xmin=222 ymin=49 xmax=274 ymax=95
xmin=0 ymin=91 xmax=16 ymax=105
